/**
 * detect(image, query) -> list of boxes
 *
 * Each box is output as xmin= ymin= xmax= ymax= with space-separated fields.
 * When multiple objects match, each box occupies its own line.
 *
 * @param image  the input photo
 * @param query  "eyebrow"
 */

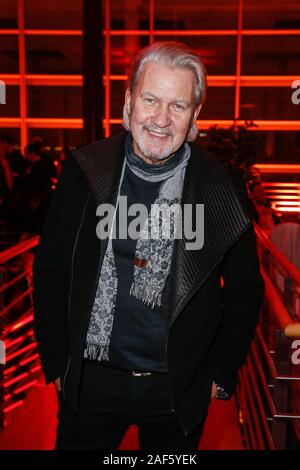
xmin=140 ymin=92 xmax=191 ymax=106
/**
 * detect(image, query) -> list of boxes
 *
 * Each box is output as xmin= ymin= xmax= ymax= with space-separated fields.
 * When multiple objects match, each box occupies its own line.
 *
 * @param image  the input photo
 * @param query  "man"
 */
xmin=33 ymin=41 xmax=265 ymax=450
xmin=247 ymin=180 xmax=273 ymax=226
xmin=0 ymin=134 xmax=29 ymax=177
xmin=9 ymin=141 xmax=57 ymax=233
xmin=0 ymin=141 xmax=13 ymax=218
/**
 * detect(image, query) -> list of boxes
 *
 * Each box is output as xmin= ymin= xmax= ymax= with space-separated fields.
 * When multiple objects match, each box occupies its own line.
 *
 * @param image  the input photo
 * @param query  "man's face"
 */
xmin=125 ymin=62 xmax=201 ymax=164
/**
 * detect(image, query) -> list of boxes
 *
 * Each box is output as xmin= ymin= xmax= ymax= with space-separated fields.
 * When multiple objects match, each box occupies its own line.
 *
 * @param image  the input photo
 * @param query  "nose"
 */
xmin=152 ymin=103 xmax=171 ymax=128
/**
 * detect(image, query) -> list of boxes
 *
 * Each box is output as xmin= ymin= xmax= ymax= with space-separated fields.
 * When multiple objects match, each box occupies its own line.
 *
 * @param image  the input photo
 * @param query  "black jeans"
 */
xmin=55 ymin=360 xmax=206 ymax=450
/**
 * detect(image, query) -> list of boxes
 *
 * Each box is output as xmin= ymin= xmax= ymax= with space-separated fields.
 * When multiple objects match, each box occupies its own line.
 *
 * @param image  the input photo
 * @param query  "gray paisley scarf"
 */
xmin=84 ymin=134 xmax=191 ymax=362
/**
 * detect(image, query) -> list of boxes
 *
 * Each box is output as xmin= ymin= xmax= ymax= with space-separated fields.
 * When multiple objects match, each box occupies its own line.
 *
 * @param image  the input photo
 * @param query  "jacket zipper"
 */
xmin=164 ymin=254 xmax=223 ymax=436
xmin=62 ymin=192 xmax=91 ymax=398
xmin=68 ymin=192 xmax=91 ymax=323
xmin=62 ymin=355 xmax=71 ymax=399
xmin=62 ymin=200 xmax=110 ymax=401
xmin=82 ymin=160 xmax=127 ymax=357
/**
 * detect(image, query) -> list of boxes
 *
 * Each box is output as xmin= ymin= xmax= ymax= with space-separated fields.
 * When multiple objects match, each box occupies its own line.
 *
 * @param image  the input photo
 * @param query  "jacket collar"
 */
xmin=73 ymin=130 xmax=127 ymax=209
xmin=73 ymin=130 xmax=251 ymax=321
xmin=167 ymin=137 xmax=251 ymax=320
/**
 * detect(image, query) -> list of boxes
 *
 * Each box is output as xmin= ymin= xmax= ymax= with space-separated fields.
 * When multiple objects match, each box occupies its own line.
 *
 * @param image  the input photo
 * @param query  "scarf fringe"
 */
xmin=84 ymin=343 xmax=110 ymax=362
xmin=130 ymin=281 xmax=162 ymax=309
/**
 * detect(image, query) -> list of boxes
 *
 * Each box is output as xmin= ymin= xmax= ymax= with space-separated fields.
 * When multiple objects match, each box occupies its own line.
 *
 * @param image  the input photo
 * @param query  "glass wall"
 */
xmin=0 ymin=0 xmax=299 ymax=162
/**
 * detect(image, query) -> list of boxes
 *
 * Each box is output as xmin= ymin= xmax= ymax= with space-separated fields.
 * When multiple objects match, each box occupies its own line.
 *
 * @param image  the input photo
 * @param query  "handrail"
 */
xmin=284 ymin=323 xmax=300 ymax=337
xmin=0 ymin=267 xmax=32 ymax=295
xmin=0 ymin=236 xmax=39 ymax=264
xmin=236 ymin=223 xmax=300 ymax=449
xmin=261 ymin=266 xmax=300 ymax=337
xmin=255 ymin=223 xmax=300 ymax=287
xmin=0 ymin=287 xmax=33 ymax=319
xmin=0 ymin=235 xmax=41 ymax=428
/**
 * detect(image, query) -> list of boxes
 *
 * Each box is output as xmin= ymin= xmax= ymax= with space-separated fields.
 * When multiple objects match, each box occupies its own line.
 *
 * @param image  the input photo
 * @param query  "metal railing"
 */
xmin=1 ymin=222 xmax=300 ymax=448
xmin=0 ymin=234 xmax=39 ymax=428
xmin=236 ymin=223 xmax=300 ymax=450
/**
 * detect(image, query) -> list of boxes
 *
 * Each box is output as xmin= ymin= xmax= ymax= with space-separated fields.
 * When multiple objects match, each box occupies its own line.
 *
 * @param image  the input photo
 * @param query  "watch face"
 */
xmin=216 ymin=386 xmax=230 ymax=400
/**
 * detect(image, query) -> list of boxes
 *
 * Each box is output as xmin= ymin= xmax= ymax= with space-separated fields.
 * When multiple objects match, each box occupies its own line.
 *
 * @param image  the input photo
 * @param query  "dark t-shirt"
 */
xmin=105 ymin=164 xmax=170 ymax=372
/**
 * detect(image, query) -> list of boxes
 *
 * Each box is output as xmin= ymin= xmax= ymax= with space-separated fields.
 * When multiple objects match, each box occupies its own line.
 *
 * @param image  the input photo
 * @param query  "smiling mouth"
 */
xmin=147 ymin=129 xmax=170 ymax=138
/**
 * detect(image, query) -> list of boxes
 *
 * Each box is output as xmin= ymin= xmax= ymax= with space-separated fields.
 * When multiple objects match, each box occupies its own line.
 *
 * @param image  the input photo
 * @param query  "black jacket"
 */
xmin=32 ymin=130 xmax=265 ymax=436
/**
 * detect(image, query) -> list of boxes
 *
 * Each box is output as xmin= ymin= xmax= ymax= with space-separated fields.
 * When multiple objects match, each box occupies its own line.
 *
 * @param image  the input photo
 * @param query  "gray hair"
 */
xmin=122 ymin=41 xmax=207 ymax=142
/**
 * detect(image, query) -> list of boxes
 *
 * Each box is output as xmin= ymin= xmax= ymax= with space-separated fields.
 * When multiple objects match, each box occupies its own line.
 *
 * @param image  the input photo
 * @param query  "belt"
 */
xmin=84 ymin=358 xmax=158 ymax=376
xmin=129 ymin=371 xmax=153 ymax=376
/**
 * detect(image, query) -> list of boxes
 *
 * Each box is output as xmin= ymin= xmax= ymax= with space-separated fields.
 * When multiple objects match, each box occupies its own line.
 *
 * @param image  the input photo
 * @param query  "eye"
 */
xmin=144 ymin=97 xmax=156 ymax=106
xmin=172 ymin=103 xmax=185 ymax=111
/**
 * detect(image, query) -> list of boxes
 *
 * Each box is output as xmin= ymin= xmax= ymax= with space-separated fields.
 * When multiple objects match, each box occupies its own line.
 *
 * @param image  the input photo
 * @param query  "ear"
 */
xmin=125 ymin=88 xmax=131 ymax=114
xmin=192 ymin=103 xmax=202 ymax=122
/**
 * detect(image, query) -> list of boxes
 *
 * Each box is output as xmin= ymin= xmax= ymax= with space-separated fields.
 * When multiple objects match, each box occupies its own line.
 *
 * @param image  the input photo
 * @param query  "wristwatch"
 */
xmin=215 ymin=383 xmax=230 ymax=400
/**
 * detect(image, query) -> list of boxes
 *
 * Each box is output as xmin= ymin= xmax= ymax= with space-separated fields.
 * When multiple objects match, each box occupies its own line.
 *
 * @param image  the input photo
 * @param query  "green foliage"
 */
xmin=206 ymin=123 xmax=266 ymax=183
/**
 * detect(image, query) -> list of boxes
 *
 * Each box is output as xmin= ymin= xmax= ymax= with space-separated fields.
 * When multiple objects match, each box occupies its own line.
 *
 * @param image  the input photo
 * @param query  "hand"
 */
xmin=211 ymin=381 xmax=218 ymax=401
xmin=54 ymin=377 xmax=62 ymax=392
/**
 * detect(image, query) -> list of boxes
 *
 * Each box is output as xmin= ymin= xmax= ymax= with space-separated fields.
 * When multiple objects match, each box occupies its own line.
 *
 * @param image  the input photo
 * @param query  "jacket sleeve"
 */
xmin=32 ymin=152 xmax=75 ymax=384
xmin=212 ymin=222 xmax=265 ymax=396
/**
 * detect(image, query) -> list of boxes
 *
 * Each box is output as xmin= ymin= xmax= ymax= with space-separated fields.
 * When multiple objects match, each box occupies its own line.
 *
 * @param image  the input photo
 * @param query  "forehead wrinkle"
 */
xmin=135 ymin=63 xmax=195 ymax=105
xmin=140 ymin=91 xmax=191 ymax=106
